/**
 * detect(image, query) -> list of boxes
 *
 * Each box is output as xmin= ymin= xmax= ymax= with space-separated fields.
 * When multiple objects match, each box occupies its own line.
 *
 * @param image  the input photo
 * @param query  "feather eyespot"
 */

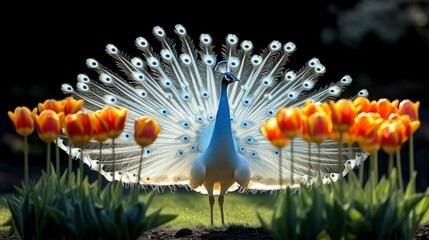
xmin=153 ymin=26 xmax=165 ymax=37
xmin=136 ymin=37 xmax=148 ymax=48
xmin=175 ymin=24 xmax=186 ymax=35
xmin=284 ymin=42 xmax=296 ymax=52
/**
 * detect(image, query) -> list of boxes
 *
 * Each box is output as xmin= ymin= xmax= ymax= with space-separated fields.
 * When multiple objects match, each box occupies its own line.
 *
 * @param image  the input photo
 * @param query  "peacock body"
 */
xmin=59 ymin=24 xmax=367 ymax=224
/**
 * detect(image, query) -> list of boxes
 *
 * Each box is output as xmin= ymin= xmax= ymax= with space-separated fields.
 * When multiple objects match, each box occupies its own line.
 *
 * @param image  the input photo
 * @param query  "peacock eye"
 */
xmin=106 ymin=44 xmax=118 ymax=54
xmin=284 ymin=42 xmax=296 ymax=52
xmin=77 ymin=74 xmax=89 ymax=82
xmin=227 ymin=34 xmax=238 ymax=44
xmin=153 ymin=26 xmax=165 ymax=37
xmin=241 ymin=40 xmax=253 ymax=51
xmin=86 ymin=58 xmax=99 ymax=68
xmin=269 ymin=40 xmax=281 ymax=51
xmin=175 ymin=24 xmax=186 ymax=35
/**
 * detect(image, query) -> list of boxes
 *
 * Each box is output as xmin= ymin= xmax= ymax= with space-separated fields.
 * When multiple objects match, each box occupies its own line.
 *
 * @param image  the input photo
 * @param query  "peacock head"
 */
xmin=215 ymin=60 xmax=239 ymax=86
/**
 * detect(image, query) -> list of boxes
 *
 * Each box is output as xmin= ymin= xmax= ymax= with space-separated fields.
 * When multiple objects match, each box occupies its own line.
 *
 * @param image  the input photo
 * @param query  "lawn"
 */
xmin=0 ymin=189 xmax=277 ymax=230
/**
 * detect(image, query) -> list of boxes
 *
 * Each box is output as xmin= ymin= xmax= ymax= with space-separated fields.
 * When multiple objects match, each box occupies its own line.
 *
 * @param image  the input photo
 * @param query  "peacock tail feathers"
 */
xmin=58 ymin=24 xmax=368 ymax=194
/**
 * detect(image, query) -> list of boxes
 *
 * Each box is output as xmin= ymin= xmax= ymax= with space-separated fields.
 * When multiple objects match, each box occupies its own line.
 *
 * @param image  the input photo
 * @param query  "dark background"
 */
xmin=1 ymin=1 xmax=428 ymax=192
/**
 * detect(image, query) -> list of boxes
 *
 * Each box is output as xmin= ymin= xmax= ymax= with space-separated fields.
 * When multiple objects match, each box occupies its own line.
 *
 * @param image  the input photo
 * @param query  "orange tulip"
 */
xmin=306 ymin=111 xmax=333 ymax=144
xmin=8 ymin=106 xmax=35 ymax=137
xmin=353 ymin=96 xmax=371 ymax=113
xmin=301 ymin=101 xmax=330 ymax=117
xmin=92 ymin=115 xmax=109 ymax=143
xmin=352 ymin=112 xmax=383 ymax=145
xmin=63 ymin=96 xmax=84 ymax=115
xmin=389 ymin=113 xmax=420 ymax=138
xmin=398 ymin=99 xmax=420 ymax=124
xmin=352 ymin=112 xmax=383 ymax=153
xmin=134 ymin=116 xmax=161 ymax=147
xmin=359 ymin=133 xmax=382 ymax=154
xmin=32 ymin=109 xmax=64 ymax=143
xmin=378 ymin=119 xmax=407 ymax=155
xmin=64 ymin=112 xmax=94 ymax=146
xmin=376 ymin=98 xmax=399 ymax=119
xmin=276 ymin=107 xmax=302 ymax=139
xmin=37 ymin=99 xmax=65 ymax=113
xmin=329 ymin=99 xmax=357 ymax=133
xmin=261 ymin=117 xmax=290 ymax=148
xmin=94 ymin=106 xmax=128 ymax=139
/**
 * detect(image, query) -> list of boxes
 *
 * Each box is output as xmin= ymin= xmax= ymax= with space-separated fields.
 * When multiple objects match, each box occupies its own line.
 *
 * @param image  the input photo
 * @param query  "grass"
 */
xmin=140 ymin=189 xmax=276 ymax=228
xmin=0 ymin=188 xmax=277 ymax=230
xmin=1 ymin=184 xmax=427 ymax=231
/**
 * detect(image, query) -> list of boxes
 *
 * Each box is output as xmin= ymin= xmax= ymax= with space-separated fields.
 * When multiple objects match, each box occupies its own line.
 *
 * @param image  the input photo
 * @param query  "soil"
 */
xmin=1 ymin=224 xmax=428 ymax=239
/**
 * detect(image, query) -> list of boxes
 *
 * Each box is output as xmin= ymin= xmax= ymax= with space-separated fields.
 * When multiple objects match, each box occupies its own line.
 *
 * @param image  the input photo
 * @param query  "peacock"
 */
xmin=58 ymin=24 xmax=368 ymax=225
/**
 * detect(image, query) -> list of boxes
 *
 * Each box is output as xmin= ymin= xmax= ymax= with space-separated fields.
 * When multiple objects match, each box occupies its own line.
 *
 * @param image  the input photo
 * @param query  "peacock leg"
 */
xmin=218 ymin=184 xmax=230 ymax=225
xmin=205 ymin=184 xmax=215 ymax=225
xmin=218 ymin=195 xmax=225 ymax=225
xmin=208 ymin=195 xmax=215 ymax=225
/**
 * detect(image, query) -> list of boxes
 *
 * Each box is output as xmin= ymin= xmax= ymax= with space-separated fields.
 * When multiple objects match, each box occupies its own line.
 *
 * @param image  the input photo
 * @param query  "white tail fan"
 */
xmin=58 ymin=24 xmax=368 ymax=195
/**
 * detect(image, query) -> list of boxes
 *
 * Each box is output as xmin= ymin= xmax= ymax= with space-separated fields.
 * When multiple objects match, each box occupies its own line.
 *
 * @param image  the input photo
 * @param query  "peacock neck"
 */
xmin=205 ymin=82 xmax=236 ymax=159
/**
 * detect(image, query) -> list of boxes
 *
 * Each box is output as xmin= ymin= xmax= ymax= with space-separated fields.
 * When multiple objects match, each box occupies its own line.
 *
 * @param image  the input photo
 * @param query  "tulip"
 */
xmin=276 ymin=107 xmax=302 ymax=138
xmin=329 ymin=99 xmax=357 ymax=133
xmin=306 ymin=111 xmax=333 ymax=144
xmin=92 ymin=114 xmax=109 ymax=189
xmin=8 ymin=106 xmax=34 ymax=137
xmin=63 ymin=96 xmax=84 ymax=115
xmin=301 ymin=101 xmax=330 ymax=117
xmin=94 ymin=106 xmax=128 ymax=139
xmin=134 ymin=116 xmax=161 ymax=147
xmin=32 ymin=109 xmax=64 ymax=174
xmin=376 ymin=98 xmax=398 ymax=119
xmin=353 ymin=96 xmax=371 ymax=113
xmin=94 ymin=106 xmax=128 ymax=181
xmin=64 ymin=112 xmax=94 ymax=181
xmin=92 ymin=116 xmax=109 ymax=143
xmin=276 ymin=107 xmax=302 ymax=185
xmin=64 ymin=112 xmax=94 ymax=146
xmin=262 ymin=117 xmax=291 ymax=187
xmin=8 ymin=106 xmax=35 ymax=186
xmin=397 ymin=99 xmax=420 ymax=179
xmin=262 ymin=117 xmax=290 ymax=149
xmin=32 ymin=109 xmax=64 ymax=144
xmin=353 ymin=112 xmax=383 ymax=181
xmin=398 ymin=99 xmax=419 ymax=121
xmin=378 ymin=118 xmax=408 ymax=190
xmin=134 ymin=116 xmax=161 ymax=182
xmin=329 ymin=99 xmax=357 ymax=182
xmin=37 ymin=99 xmax=65 ymax=113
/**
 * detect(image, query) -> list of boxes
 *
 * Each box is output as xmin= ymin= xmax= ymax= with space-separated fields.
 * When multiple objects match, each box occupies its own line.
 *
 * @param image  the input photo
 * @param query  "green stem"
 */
xmin=370 ymin=152 xmax=379 ymax=181
xmin=374 ymin=152 xmax=378 ymax=181
xmin=359 ymin=156 xmax=364 ymax=187
xmin=290 ymin=140 xmax=294 ymax=186
xmin=409 ymin=134 xmax=414 ymax=179
xmin=137 ymin=148 xmax=144 ymax=184
xmin=24 ymin=136 xmax=29 ymax=187
xmin=79 ymin=148 xmax=84 ymax=183
xmin=337 ymin=133 xmax=344 ymax=195
xmin=317 ymin=143 xmax=321 ymax=176
xmin=388 ymin=153 xmax=394 ymax=177
xmin=68 ymin=143 xmax=72 ymax=185
xmin=278 ymin=148 xmax=283 ymax=187
xmin=396 ymin=150 xmax=403 ymax=191
xmin=307 ymin=142 xmax=312 ymax=178
xmin=338 ymin=133 xmax=343 ymax=180
xmin=55 ymin=138 xmax=60 ymax=180
xmin=46 ymin=142 xmax=51 ymax=175
xmin=111 ymin=138 xmax=116 ymax=184
xmin=98 ymin=144 xmax=102 ymax=191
